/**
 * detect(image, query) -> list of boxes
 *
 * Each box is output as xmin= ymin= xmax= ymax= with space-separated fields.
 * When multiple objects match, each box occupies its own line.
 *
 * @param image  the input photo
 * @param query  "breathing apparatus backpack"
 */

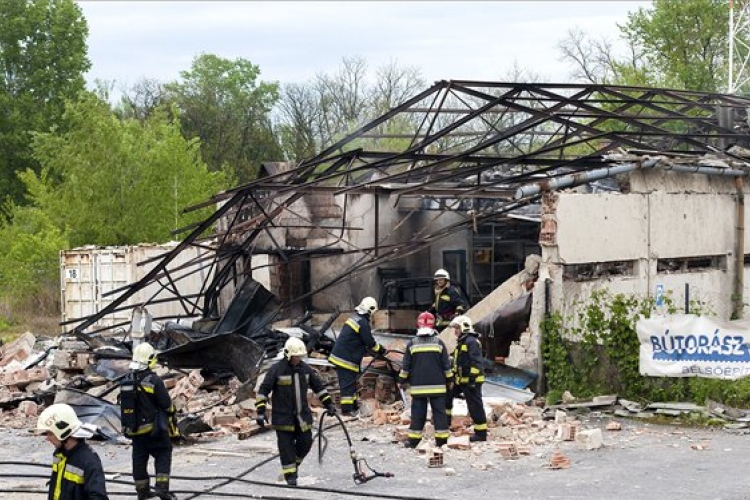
xmin=120 ymin=372 xmax=139 ymax=437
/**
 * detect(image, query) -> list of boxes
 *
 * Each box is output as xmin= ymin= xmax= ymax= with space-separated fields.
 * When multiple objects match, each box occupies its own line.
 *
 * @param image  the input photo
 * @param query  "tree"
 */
xmin=166 ymin=54 xmax=283 ymax=184
xmin=0 ymin=0 xmax=90 ymax=206
xmin=621 ymin=0 xmax=729 ymax=91
xmin=558 ymin=0 xmax=733 ymax=92
xmin=276 ymin=57 xmax=425 ymax=162
xmin=24 ymin=94 xmax=227 ymax=247
xmin=0 ymin=204 xmax=67 ymax=320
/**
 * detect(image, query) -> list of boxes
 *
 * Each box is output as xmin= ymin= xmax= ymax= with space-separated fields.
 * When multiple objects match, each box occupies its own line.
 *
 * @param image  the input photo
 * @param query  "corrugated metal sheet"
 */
xmin=60 ymin=243 xmax=212 ymax=333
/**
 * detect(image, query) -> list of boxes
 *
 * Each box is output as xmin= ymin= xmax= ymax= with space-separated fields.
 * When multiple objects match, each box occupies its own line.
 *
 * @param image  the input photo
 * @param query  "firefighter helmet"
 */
xmin=283 ymin=337 xmax=307 ymax=360
xmin=36 ymin=404 xmax=82 ymax=441
xmin=450 ymin=315 xmax=473 ymax=334
xmin=434 ymin=269 xmax=450 ymax=281
xmin=416 ymin=311 xmax=436 ymax=329
xmin=130 ymin=342 xmax=157 ymax=370
xmin=355 ymin=296 xmax=378 ymax=315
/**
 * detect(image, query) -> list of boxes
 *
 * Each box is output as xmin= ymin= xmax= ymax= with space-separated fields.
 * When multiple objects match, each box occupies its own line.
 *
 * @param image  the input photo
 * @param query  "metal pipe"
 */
xmin=514 ymin=159 xmax=659 ymax=199
xmin=735 ymin=176 xmax=745 ymax=319
xmin=514 ymin=159 xmax=748 ymax=199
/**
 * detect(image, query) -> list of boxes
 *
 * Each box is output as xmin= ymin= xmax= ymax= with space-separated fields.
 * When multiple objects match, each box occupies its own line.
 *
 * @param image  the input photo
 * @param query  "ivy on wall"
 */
xmin=541 ymin=290 xmax=750 ymax=407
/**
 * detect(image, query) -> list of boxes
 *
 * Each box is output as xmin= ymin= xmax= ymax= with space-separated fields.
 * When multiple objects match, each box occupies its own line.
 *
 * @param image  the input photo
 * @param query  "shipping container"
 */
xmin=60 ymin=243 xmax=213 ymax=335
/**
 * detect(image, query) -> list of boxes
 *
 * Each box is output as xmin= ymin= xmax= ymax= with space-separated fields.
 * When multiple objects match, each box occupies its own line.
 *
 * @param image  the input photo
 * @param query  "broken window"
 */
xmin=563 ymin=260 xmax=636 ymax=282
xmin=657 ymin=255 xmax=726 ymax=273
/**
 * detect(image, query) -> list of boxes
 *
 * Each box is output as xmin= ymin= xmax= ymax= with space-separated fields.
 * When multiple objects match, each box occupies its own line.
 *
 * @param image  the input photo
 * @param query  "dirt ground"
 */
xmin=2 ymin=412 xmax=750 ymax=500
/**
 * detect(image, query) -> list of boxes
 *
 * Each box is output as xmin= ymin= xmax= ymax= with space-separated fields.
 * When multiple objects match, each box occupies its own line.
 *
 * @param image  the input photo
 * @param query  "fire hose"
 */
xmin=317 ymin=411 xmax=394 ymax=485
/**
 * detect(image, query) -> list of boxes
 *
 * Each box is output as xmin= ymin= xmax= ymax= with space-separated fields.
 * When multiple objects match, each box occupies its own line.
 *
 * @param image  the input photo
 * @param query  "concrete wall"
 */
xmin=543 ymin=171 xmax=742 ymax=325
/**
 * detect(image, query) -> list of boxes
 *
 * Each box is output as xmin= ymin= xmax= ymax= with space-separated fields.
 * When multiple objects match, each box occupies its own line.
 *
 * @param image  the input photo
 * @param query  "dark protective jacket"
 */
xmin=47 ymin=440 xmax=109 ymax=500
xmin=431 ymin=284 xmax=467 ymax=323
xmin=452 ymin=331 xmax=485 ymax=385
xmin=398 ymin=334 xmax=453 ymax=396
xmin=255 ymin=359 xmax=333 ymax=432
xmin=123 ymin=369 xmax=177 ymax=437
xmin=328 ymin=313 xmax=384 ymax=373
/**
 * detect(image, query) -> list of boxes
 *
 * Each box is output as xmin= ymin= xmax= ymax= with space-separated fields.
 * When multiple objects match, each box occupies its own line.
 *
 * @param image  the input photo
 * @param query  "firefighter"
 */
xmin=255 ymin=337 xmax=337 ymax=486
xmin=398 ymin=311 xmax=453 ymax=448
xmin=446 ymin=315 xmax=488 ymax=442
xmin=328 ymin=296 xmax=384 ymax=416
xmin=121 ymin=343 xmax=179 ymax=500
xmin=430 ymin=269 xmax=468 ymax=328
xmin=35 ymin=403 xmax=109 ymax=500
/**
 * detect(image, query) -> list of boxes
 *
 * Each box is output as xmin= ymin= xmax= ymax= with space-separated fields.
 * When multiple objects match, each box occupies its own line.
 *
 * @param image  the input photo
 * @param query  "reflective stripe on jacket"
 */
xmin=399 ymin=335 xmax=452 ymax=396
xmin=48 ymin=441 xmax=109 ymax=500
xmin=452 ymin=332 xmax=485 ymax=384
xmin=255 ymin=359 xmax=333 ymax=431
xmin=125 ymin=369 xmax=175 ymax=437
xmin=329 ymin=313 xmax=383 ymax=373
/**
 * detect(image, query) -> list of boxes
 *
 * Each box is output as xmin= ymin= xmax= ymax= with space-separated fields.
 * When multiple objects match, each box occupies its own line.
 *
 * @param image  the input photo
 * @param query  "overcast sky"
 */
xmin=78 ymin=1 xmax=652 ymax=91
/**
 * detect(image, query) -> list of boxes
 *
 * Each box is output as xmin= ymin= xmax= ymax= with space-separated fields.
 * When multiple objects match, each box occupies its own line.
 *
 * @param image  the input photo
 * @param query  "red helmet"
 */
xmin=417 ymin=311 xmax=436 ymax=329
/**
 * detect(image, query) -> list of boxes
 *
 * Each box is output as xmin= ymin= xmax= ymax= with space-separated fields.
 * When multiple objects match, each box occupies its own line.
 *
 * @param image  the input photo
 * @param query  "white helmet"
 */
xmin=130 ymin=342 xmax=157 ymax=370
xmin=283 ymin=337 xmax=307 ymax=360
xmin=434 ymin=269 xmax=450 ymax=281
xmin=450 ymin=315 xmax=473 ymax=334
xmin=36 ymin=404 xmax=82 ymax=440
xmin=355 ymin=296 xmax=378 ymax=315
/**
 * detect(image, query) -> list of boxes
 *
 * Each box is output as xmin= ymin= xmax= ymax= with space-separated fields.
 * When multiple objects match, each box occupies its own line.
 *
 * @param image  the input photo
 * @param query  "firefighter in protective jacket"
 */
xmin=35 ymin=403 xmax=109 ymax=500
xmin=430 ymin=269 xmax=468 ymax=328
xmin=446 ymin=315 xmax=488 ymax=442
xmin=328 ymin=297 xmax=384 ymax=416
xmin=121 ymin=343 xmax=179 ymax=500
xmin=398 ymin=311 xmax=453 ymax=448
xmin=255 ymin=337 xmax=336 ymax=486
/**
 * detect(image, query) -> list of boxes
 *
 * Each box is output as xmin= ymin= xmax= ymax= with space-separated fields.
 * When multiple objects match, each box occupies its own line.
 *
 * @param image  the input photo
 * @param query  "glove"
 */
xmin=468 ymin=380 xmax=476 ymax=389
xmin=256 ymin=413 xmax=267 ymax=427
xmin=325 ymin=404 xmax=337 ymax=417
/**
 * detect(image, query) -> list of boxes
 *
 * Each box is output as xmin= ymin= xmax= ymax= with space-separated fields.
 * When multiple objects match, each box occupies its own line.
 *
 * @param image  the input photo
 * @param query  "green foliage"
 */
xmin=0 ymin=0 xmax=90 ymax=205
xmin=621 ymin=0 xmax=729 ymax=92
xmin=25 ymin=93 xmax=227 ymax=247
xmin=0 ymin=203 xmax=68 ymax=321
xmin=542 ymin=289 xmax=750 ymax=407
xmin=166 ymin=53 xmax=283 ymax=184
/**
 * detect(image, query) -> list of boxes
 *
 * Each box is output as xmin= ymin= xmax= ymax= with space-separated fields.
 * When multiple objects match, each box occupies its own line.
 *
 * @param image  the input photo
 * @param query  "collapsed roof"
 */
xmin=65 ymin=80 xmax=750 ymax=340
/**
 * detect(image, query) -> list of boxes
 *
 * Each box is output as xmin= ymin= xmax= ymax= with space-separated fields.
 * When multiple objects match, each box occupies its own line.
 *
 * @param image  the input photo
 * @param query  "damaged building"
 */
xmin=58 ymin=81 xmax=750 ymax=385
xmin=3 ymin=81 xmax=750 ymax=445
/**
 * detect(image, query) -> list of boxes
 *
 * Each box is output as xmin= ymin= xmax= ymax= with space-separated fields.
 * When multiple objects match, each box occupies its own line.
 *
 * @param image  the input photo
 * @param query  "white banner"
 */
xmin=637 ymin=314 xmax=750 ymax=379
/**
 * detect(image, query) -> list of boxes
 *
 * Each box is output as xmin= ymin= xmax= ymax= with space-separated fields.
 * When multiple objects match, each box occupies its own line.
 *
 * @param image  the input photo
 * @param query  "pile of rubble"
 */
xmin=2 ymin=329 xmax=750 ymax=471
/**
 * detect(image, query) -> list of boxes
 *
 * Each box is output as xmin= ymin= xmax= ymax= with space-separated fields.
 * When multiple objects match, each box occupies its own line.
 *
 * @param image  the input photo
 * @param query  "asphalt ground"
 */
xmin=2 ymin=413 xmax=750 ymax=500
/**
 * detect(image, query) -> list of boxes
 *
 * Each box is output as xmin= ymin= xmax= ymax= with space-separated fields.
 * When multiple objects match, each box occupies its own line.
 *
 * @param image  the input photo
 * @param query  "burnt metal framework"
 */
xmin=66 ymin=81 xmax=750 ymax=339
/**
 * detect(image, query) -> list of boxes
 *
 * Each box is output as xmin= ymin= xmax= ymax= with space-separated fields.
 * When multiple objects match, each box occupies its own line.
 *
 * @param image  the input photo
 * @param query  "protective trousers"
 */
xmin=276 ymin=424 xmax=313 ymax=484
xmin=446 ymin=383 xmax=488 ymax=438
xmin=335 ymin=367 xmax=359 ymax=414
xmin=407 ymin=395 xmax=450 ymax=447
xmin=132 ymin=433 xmax=173 ymax=499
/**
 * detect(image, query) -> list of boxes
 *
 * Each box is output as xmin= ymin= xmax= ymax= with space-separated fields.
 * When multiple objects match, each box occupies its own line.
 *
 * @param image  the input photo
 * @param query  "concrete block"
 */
xmin=18 ymin=400 xmax=38 ymax=417
xmin=577 ymin=428 xmax=603 ymax=450
xmin=447 ymin=435 xmax=471 ymax=450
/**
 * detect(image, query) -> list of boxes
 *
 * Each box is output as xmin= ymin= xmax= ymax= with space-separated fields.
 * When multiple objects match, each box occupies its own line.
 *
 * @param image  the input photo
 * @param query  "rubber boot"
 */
xmin=135 ymin=479 xmax=152 ymax=500
xmin=404 ymin=438 xmax=420 ymax=449
xmin=284 ymin=473 xmax=298 ymax=486
xmin=470 ymin=431 xmax=487 ymax=442
xmin=154 ymin=480 xmax=178 ymax=500
xmin=435 ymin=437 xmax=448 ymax=447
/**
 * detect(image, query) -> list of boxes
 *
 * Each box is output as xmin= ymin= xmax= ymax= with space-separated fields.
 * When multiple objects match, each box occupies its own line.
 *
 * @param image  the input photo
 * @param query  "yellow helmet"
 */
xmin=36 ymin=404 xmax=82 ymax=440
xmin=130 ymin=342 xmax=157 ymax=369
xmin=283 ymin=337 xmax=307 ymax=360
